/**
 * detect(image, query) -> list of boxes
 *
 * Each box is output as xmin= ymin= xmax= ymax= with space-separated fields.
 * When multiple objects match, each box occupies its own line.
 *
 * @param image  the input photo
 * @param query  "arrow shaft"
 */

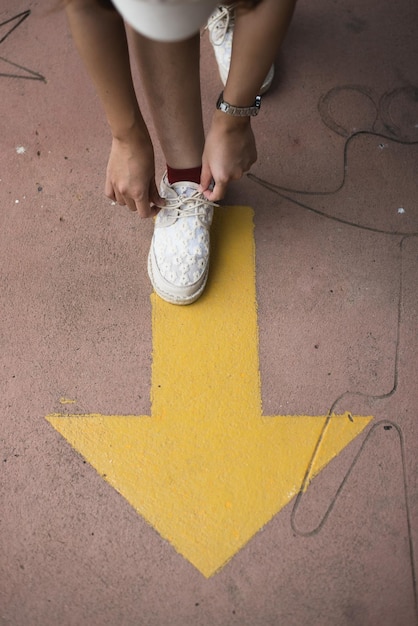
xmin=151 ymin=207 xmax=262 ymax=420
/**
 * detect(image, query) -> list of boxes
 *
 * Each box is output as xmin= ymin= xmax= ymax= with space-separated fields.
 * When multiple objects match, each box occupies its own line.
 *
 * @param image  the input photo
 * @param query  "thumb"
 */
xmin=204 ymin=179 xmax=227 ymax=202
xmin=149 ymin=179 xmax=165 ymax=210
xmin=199 ymin=160 xmax=213 ymax=195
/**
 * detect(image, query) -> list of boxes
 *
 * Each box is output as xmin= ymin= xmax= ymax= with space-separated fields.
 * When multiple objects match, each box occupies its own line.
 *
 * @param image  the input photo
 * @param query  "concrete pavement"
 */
xmin=1 ymin=0 xmax=418 ymax=624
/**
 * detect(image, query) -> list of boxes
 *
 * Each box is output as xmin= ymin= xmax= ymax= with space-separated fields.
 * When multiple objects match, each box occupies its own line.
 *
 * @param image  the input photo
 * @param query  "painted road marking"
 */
xmin=46 ymin=207 xmax=372 ymax=577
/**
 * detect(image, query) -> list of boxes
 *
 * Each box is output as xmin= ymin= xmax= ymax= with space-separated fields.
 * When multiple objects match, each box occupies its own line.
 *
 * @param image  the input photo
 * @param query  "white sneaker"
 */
xmin=148 ymin=174 xmax=217 ymax=305
xmin=206 ymin=5 xmax=274 ymax=95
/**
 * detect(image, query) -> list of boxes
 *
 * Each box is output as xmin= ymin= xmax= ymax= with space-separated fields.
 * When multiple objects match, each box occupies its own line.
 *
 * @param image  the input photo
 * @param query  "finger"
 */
xmin=148 ymin=204 xmax=160 ymax=218
xmin=203 ymin=178 xmax=228 ymax=202
xmin=124 ymin=197 xmax=138 ymax=212
xmin=104 ymin=174 xmax=115 ymax=199
xmin=149 ymin=180 xmax=165 ymax=210
xmin=105 ymin=177 xmax=119 ymax=202
xmin=133 ymin=181 xmax=163 ymax=218
xmin=199 ymin=161 xmax=213 ymax=195
xmin=134 ymin=197 xmax=157 ymax=219
xmin=114 ymin=190 xmax=127 ymax=206
xmin=105 ymin=182 xmax=116 ymax=201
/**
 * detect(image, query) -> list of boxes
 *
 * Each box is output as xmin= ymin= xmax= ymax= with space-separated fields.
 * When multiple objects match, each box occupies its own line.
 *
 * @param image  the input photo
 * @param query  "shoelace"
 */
xmin=155 ymin=191 xmax=218 ymax=218
xmin=205 ymin=4 xmax=237 ymax=46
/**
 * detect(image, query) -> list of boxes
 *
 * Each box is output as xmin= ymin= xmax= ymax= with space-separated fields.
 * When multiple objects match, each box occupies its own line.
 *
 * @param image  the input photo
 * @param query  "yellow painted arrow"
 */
xmin=46 ymin=207 xmax=372 ymax=577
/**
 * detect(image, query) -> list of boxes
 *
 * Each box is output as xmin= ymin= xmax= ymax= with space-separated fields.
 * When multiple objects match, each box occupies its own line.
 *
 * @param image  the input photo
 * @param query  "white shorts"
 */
xmin=111 ymin=0 xmax=219 ymax=41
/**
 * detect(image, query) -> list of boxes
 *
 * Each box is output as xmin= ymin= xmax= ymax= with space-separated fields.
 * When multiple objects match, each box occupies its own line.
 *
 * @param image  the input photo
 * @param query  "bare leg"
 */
xmin=128 ymin=31 xmax=205 ymax=170
xmin=65 ymin=0 xmax=163 ymax=217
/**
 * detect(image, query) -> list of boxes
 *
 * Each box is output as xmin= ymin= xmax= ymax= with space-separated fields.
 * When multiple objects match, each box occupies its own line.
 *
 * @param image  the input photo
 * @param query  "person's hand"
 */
xmin=105 ymin=129 xmax=165 ymax=218
xmin=200 ymin=110 xmax=257 ymax=201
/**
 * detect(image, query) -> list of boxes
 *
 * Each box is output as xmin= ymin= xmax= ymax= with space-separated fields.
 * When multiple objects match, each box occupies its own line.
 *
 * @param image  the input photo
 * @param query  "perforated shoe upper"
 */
xmin=148 ymin=175 xmax=217 ymax=304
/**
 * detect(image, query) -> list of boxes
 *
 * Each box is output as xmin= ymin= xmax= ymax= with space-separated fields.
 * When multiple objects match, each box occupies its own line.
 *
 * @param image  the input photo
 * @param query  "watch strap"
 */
xmin=216 ymin=92 xmax=261 ymax=117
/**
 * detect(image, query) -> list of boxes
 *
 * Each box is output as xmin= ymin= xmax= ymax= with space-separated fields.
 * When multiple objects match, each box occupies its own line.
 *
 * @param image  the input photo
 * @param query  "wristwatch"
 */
xmin=216 ymin=91 xmax=261 ymax=117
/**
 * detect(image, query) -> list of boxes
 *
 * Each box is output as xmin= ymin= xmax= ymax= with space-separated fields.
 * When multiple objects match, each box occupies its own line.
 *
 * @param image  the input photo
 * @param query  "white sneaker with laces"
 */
xmin=206 ymin=4 xmax=274 ymax=95
xmin=148 ymin=174 xmax=217 ymax=305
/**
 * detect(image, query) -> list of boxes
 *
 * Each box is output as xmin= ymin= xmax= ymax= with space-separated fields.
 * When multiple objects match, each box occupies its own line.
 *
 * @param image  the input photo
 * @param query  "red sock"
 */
xmin=167 ymin=165 xmax=202 ymax=185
